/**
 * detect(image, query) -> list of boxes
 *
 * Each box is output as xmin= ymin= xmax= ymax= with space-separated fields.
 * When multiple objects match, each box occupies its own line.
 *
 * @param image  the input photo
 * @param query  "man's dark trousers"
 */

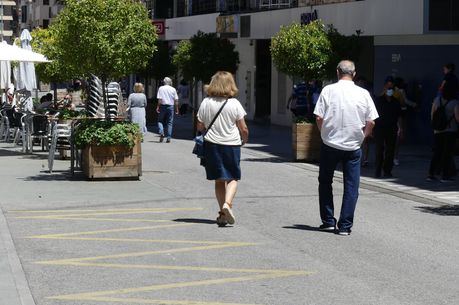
xmin=374 ymin=130 xmax=397 ymax=177
xmin=318 ymin=143 xmax=361 ymax=231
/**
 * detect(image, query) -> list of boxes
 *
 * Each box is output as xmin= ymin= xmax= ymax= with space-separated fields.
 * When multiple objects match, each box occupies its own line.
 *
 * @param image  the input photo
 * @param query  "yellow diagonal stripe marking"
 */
xmin=15 ymin=208 xmax=202 ymax=219
xmin=35 ymin=261 xmax=304 ymax=275
xmin=11 ymin=208 xmax=202 ymax=213
xmin=48 ymin=272 xmax=312 ymax=300
xmin=16 ymin=216 xmax=171 ymax=223
xmin=29 ymin=236 xmax=251 ymax=246
xmin=27 ymin=224 xmax=194 ymax=239
xmin=50 ymin=296 xmax=258 ymax=305
xmin=36 ymin=243 xmax=256 ymax=264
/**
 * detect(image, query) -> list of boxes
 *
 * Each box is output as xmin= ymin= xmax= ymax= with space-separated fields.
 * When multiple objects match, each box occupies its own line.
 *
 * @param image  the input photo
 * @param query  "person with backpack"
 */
xmin=427 ymin=81 xmax=459 ymax=182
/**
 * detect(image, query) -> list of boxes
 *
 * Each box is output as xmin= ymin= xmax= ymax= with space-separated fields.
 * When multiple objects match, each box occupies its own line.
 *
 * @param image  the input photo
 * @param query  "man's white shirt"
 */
xmin=157 ymin=85 xmax=178 ymax=106
xmin=314 ymin=80 xmax=378 ymax=151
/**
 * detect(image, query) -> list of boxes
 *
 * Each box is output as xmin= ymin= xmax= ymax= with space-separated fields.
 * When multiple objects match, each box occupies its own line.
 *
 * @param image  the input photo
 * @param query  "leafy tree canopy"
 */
xmin=271 ymin=21 xmax=332 ymax=81
xmin=140 ymin=41 xmax=177 ymax=81
xmin=271 ymin=20 xmax=361 ymax=81
xmin=173 ymin=31 xmax=239 ymax=83
xmin=50 ymin=0 xmax=157 ymax=81
xmin=31 ymin=27 xmax=78 ymax=83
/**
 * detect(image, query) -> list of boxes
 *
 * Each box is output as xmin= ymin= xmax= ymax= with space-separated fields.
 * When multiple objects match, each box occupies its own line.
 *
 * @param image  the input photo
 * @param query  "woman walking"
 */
xmin=127 ymin=83 xmax=147 ymax=135
xmin=197 ymin=71 xmax=249 ymax=227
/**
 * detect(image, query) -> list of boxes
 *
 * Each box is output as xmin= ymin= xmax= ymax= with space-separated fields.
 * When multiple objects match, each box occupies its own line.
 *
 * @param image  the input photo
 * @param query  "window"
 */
xmin=43 ymin=19 xmax=49 ymax=29
xmin=43 ymin=0 xmax=49 ymax=5
xmin=192 ymin=0 xmax=217 ymax=15
xmin=429 ymin=0 xmax=459 ymax=31
xmin=21 ymin=6 xmax=28 ymax=23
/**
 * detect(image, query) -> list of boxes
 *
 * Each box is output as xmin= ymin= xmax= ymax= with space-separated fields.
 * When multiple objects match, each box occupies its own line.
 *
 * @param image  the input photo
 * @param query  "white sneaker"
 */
xmin=222 ymin=203 xmax=235 ymax=225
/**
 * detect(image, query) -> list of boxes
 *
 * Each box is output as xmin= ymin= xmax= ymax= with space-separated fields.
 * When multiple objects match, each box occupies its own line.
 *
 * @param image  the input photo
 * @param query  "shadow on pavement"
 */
xmin=173 ymin=218 xmax=217 ymax=225
xmin=282 ymin=224 xmax=335 ymax=234
xmin=415 ymin=204 xmax=459 ymax=216
xmin=22 ymin=170 xmax=87 ymax=181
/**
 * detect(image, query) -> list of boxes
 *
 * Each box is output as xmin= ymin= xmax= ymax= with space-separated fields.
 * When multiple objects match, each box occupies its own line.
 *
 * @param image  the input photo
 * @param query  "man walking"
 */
xmin=156 ymin=77 xmax=179 ymax=143
xmin=313 ymin=60 xmax=378 ymax=236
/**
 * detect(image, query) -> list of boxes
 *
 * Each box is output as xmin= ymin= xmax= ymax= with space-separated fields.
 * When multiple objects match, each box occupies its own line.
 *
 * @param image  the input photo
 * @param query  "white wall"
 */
xmin=250 ymin=0 xmax=424 ymax=38
xmin=233 ymin=39 xmax=256 ymax=120
xmin=165 ymin=13 xmax=220 ymax=41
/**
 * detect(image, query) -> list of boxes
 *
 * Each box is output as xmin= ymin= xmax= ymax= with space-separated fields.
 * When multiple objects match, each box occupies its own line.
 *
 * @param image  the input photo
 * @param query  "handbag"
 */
xmin=193 ymin=99 xmax=228 ymax=159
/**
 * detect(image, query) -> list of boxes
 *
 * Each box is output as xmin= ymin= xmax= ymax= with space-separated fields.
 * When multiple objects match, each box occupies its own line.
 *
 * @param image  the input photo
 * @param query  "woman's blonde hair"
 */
xmin=134 ymin=83 xmax=144 ymax=93
xmin=205 ymin=71 xmax=238 ymax=98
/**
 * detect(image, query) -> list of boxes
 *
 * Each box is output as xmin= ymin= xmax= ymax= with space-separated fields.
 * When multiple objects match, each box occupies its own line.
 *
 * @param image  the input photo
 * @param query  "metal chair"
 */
xmin=48 ymin=121 xmax=72 ymax=173
xmin=29 ymin=115 xmax=50 ymax=152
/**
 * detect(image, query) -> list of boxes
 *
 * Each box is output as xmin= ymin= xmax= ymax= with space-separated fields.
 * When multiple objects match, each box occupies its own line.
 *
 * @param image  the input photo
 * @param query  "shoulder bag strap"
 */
xmin=203 ymin=99 xmax=228 ymax=137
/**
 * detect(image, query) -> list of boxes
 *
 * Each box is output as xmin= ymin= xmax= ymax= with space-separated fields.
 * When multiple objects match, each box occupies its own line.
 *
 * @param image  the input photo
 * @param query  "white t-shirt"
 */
xmin=157 ymin=85 xmax=178 ymax=106
xmin=314 ymin=80 xmax=378 ymax=151
xmin=197 ymin=97 xmax=247 ymax=146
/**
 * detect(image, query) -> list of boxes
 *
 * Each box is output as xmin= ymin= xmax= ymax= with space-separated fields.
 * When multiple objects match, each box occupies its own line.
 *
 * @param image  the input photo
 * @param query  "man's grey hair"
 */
xmin=163 ymin=77 xmax=173 ymax=86
xmin=337 ymin=60 xmax=356 ymax=76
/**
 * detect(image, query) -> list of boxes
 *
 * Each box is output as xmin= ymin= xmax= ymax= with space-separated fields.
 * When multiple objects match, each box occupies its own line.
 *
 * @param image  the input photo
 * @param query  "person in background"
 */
xmin=355 ymin=76 xmax=374 ymax=167
xmin=427 ymin=81 xmax=459 ymax=182
xmin=36 ymin=93 xmax=54 ymax=111
xmin=392 ymin=77 xmax=418 ymax=166
xmin=197 ymin=71 xmax=249 ymax=227
xmin=156 ymin=77 xmax=179 ymax=143
xmin=177 ymin=79 xmax=190 ymax=116
xmin=439 ymin=63 xmax=458 ymax=94
xmin=374 ymin=78 xmax=402 ymax=178
xmin=287 ymin=81 xmax=308 ymax=117
xmin=127 ymin=83 xmax=147 ymax=135
xmin=314 ymin=60 xmax=378 ymax=236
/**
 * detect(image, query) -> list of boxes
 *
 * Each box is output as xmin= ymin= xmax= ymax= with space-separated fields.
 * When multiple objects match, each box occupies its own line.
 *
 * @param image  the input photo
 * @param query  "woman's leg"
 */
xmin=215 ymin=180 xmax=226 ymax=210
xmin=225 ymin=180 xmax=238 ymax=207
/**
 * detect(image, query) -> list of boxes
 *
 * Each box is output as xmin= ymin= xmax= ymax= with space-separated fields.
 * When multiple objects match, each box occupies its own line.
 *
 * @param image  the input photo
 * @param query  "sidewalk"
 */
xmin=0 ymin=115 xmax=457 ymax=305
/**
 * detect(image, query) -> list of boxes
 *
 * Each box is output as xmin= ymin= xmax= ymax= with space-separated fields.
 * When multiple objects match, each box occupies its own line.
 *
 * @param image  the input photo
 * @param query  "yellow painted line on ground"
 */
xmin=37 ymin=243 xmax=256 ymax=265
xmin=14 ymin=209 xmax=202 ymax=219
xmin=27 ymin=223 xmax=194 ymax=239
xmin=50 ymin=296 xmax=259 ymax=305
xmin=35 ymin=261 xmax=307 ymax=275
xmin=28 ymin=236 xmax=252 ymax=246
xmin=48 ymin=271 xmax=312 ymax=301
xmin=10 ymin=208 xmax=203 ymax=213
xmin=14 ymin=216 xmax=172 ymax=223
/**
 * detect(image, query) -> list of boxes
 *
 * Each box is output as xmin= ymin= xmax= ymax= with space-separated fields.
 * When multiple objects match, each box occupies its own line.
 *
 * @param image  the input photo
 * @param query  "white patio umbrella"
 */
xmin=17 ymin=29 xmax=37 ymax=91
xmin=0 ymin=41 xmax=49 ymax=62
xmin=0 ymin=59 xmax=11 ymax=90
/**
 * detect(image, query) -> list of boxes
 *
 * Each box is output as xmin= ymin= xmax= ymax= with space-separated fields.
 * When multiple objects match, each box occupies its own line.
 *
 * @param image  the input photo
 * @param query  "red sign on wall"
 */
xmin=152 ymin=20 xmax=165 ymax=35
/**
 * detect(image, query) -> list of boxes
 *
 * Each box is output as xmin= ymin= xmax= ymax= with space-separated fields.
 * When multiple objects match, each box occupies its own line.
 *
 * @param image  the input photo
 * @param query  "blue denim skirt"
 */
xmin=204 ymin=141 xmax=241 ymax=181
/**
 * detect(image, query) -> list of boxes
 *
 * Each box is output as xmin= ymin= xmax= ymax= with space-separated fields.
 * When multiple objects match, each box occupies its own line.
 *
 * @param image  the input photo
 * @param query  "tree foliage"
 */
xmin=50 ymin=0 xmax=157 ymax=81
xmin=271 ymin=20 xmax=362 ymax=81
xmin=172 ymin=31 xmax=239 ymax=83
xmin=271 ymin=21 xmax=332 ymax=81
xmin=31 ymin=27 xmax=77 ymax=83
xmin=140 ymin=41 xmax=177 ymax=81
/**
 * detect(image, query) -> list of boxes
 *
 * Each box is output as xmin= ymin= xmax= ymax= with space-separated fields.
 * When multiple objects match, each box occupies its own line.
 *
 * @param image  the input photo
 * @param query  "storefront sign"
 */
xmin=301 ymin=10 xmax=318 ymax=25
xmin=152 ymin=20 xmax=165 ymax=35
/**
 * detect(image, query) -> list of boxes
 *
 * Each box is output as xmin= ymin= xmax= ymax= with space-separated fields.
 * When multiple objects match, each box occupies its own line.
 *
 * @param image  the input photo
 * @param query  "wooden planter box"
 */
xmin=82 ymin=137 xmax=142 ymax=180
xmin=292 ymin=123 xmax=321 ymax=162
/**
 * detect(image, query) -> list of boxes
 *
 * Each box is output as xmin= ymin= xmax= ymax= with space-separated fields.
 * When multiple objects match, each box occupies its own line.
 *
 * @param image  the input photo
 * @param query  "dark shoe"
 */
xmin=383 ymin=173 xmax=394 ymax=178
xmin=166 ymin=138 xmax=171 ymax=143
xmin=319 ymin=223 xmax=336 ymax=232
xmin=216 ymin=212 xmax=227 ymax=227
xmin=337 ymin=229 xmax=351 ymax=236
xmin=159 ymin=135 xmax=164 ymax=143
xmin=426 ymin=176 xmax=437 ymax=182
xmin=440 ymin=177 xmax=455 ymax=183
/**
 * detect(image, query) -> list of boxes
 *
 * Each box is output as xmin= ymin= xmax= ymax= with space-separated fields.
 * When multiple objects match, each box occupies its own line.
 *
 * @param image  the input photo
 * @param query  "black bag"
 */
xmin=192 ymin=99 xmax=228 ymax=159
xmin=431 ymin=99 xmax=452 ymax=131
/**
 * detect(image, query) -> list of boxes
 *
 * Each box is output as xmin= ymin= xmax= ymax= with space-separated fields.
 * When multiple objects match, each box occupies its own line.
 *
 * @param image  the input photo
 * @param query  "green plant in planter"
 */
xmin=295 ymin=116 xmax=316 ymax=124
xmin=58 ymin=109 xmax=87 ymax=120
xmin=74 ymin=120 xmax=141 ymax=149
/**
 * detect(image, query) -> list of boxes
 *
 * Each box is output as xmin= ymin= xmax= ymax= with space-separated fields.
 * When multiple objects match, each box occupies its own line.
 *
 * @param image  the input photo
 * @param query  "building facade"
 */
xmin=0 ymin=0 xmax=18 ymax=42
xmin=19 ymin=0 xmax=64 ymax=31
xmin=156 ymin=0 xmax=459 ymax=144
